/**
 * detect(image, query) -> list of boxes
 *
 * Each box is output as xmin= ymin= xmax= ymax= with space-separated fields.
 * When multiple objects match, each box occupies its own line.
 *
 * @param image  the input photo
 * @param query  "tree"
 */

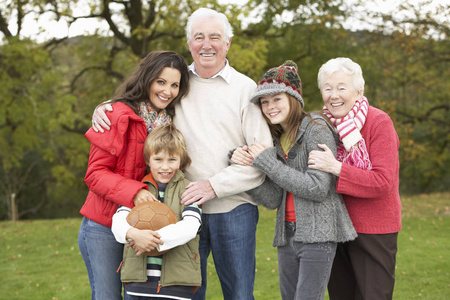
xmin=350 ymin=1 xmax=450 ymax=193
xmin=0 ymin=37 xmax=72 ymax=219
xmin=0 ymin=0 xmax=268 ymax=219
xmin=0 ymin=0 xmax=448 ymax=219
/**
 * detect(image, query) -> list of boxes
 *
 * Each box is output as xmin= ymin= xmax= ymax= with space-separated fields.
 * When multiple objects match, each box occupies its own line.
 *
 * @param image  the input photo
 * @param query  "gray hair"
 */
xmin=317 ymin=57 xmax=365 ymax=93
xmin=186 ymin=7 xmax=234 ymax=43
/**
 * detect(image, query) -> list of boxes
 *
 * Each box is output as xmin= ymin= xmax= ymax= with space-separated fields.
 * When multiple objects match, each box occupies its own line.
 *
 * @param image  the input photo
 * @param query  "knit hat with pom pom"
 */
xmin=250 ymin=60 xmax=304 ymax=107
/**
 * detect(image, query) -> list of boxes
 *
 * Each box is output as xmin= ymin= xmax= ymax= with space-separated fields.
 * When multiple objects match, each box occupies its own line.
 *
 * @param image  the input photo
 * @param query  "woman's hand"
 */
xmin=133 ymin=189 xmax=159 ymax=206
xmin=92 ymin=103 xmax=113 ymax=133
xmin=308 ymin=144 xmax=342 ymax=177
xmin=126 ymin=228 xmax=163 ymax=256
xmin=231 ymin=146 xmax=254 ymax=166
xmin=248 ymin=143 xmax=267 ymax=158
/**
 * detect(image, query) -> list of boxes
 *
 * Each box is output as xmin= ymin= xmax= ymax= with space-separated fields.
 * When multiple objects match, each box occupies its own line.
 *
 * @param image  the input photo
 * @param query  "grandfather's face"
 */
xmin=188 ymin=18 xmax=230 ymax=78
xmin=321 ymin=71 xmax=362 ymax=119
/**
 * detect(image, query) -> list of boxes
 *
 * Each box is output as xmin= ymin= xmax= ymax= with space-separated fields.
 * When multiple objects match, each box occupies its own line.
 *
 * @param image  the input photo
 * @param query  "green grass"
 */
xmin=1 ymin=193 xmax=449 ymax=299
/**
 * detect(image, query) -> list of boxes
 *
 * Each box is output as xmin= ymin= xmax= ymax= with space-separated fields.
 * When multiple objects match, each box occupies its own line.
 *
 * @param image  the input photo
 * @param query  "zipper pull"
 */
xmin=116 ymin=260 xmax=124 ymax=273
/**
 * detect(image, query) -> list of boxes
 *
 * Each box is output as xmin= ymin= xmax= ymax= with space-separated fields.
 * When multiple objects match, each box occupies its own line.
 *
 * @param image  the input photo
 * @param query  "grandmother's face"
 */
xmin=321 ymin=71 xmax=362 ymax=119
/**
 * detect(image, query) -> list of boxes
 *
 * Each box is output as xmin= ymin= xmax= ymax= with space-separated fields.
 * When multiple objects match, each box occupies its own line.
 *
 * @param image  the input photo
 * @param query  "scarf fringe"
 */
xmin=337 ymin=140 xmax=372 ymax=170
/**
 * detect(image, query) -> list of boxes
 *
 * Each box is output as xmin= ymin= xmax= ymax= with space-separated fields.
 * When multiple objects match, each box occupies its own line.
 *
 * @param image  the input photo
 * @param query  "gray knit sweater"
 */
xmin=248 ymin=113 xmax=357 ymax=246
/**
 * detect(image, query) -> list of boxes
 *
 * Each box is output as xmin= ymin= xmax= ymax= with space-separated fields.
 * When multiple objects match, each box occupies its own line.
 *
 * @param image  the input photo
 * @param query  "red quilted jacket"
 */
xmin=80 ymin=102 xmax=148 ymax=227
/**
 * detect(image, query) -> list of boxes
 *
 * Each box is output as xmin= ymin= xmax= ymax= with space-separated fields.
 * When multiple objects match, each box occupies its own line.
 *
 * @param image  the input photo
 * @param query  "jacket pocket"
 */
xmin=121 ymin=247 xmax=147 ymax=282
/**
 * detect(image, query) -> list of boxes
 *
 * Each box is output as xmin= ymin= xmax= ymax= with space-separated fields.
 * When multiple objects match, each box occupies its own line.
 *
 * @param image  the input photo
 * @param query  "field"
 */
xmin=1 ymin=193 xmax=449 ymax=299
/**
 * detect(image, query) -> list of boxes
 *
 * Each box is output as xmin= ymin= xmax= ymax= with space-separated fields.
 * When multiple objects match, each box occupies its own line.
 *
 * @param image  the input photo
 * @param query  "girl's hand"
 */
xmin=248 ymin=143 xmax=267 ymax=158
xmin=308 ymin=144 xmax=342 ymax=177
xmin=92 ymin=103 xmax=113 ymax=133
xmin=231 ymin=146 xmax=253 ymax=166
xmin=133 ymin=189 xmax=159 ymax=206
xmin=126 ymin=228 xmax=163 ymax=256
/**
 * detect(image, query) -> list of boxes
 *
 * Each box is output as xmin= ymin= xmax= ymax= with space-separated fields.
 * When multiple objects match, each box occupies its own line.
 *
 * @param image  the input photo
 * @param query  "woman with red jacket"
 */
xmin=78 ymin=51 xmax=189 ymax=300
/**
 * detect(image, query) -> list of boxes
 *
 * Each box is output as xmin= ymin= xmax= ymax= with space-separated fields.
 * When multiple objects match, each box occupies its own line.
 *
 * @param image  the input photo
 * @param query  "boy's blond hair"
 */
xmin=143 ymin=124 xmax=191 ymax=171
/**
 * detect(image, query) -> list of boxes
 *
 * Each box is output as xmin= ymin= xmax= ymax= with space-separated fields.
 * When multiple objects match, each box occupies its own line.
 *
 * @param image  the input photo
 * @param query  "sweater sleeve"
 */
xmin=246 ymin=176 xmax=284 ymax=210
xmin=252 ymin=120 xmax=336 ymax=203
xmin=209 ymin=101 xmax=274 ymax=198
xmin=337 ymin=113 xmax=399 ymax=198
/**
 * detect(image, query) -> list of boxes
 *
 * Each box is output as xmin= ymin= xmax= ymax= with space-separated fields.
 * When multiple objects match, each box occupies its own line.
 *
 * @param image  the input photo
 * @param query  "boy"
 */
xmin=112 ymin=124 xmax=202 ymax=300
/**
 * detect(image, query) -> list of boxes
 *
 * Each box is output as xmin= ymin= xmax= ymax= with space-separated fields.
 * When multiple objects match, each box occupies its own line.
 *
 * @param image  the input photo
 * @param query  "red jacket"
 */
xmin=80 ymin=102 xmax=148 ymax=227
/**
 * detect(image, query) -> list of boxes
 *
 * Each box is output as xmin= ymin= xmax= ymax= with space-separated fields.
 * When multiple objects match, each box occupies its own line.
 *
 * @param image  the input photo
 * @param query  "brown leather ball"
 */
xmin=127 ymin=201 xmax=178 ymax=256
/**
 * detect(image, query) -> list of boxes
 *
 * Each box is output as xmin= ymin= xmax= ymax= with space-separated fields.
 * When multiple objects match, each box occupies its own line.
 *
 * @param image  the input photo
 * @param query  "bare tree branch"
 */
xmin=0 ymin=10 xmax=12 ymax=38
xmin=398 ymin=104 xmax=450 ymax=126
xmin=70 ymin=66 xmax=124 ymax=93
xmin=102 ymin=0 xmax=129 ymax=45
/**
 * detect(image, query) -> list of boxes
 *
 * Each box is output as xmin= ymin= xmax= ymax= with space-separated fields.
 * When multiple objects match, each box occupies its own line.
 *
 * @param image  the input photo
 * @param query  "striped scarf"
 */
xmin=139 ymin=102 xmax=172 ymax=133
xmin=323 ymin=96 xmax=372 ymax=170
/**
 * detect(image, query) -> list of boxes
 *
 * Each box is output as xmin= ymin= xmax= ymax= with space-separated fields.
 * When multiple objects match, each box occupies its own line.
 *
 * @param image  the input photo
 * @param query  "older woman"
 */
xmin=308 ymin=57 xmax=401 ymax=300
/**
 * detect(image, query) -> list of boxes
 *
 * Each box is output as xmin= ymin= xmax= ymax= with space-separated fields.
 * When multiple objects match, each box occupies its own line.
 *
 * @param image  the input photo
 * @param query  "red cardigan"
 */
xmin=80 ymin=102 xmax=148 ymax=227
xmin=337 ymin=106 xmax=401 ymax=234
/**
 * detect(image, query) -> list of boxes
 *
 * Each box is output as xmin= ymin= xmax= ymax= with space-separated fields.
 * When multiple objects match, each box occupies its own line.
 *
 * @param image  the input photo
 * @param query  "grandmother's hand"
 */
xmin=231 ymin=146 xmax=254 ymax=166
xmin=92 ymin=103 xmax=113 ymax=133
xmin=308 ymin=144 xmax=342 ymax=177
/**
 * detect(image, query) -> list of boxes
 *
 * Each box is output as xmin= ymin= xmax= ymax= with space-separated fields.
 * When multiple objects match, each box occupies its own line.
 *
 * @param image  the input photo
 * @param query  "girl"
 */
xmin=231 ymin=61 xmax=356 ymax=300
xmin=78 ymin=51 xmax=189 ymax=300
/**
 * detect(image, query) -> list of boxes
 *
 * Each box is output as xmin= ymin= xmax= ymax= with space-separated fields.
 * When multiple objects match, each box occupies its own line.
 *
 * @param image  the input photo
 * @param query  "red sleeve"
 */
xmin=84 ymin=111 xmax=147 ymax=208
xmin=337 ymin=112 xmax=399 ymax=199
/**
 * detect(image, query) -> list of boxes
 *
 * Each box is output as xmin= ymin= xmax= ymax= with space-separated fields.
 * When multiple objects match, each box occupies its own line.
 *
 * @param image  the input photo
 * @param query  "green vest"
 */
xmin=120 ymin=171 xmax=201 ymax=287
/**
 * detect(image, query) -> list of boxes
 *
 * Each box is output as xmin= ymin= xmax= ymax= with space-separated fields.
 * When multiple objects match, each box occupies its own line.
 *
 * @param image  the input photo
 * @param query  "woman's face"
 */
xmin=149 ymin=67 xmax=181 ymax=111
xmin=260 ymin=93 xmax=290 ymax=131
xmin=321 ymin=71 xmax=361 ymax=119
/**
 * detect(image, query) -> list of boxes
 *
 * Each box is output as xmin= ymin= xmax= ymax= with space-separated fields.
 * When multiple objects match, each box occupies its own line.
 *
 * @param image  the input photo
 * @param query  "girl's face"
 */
xmin=149 ymin=67 xmax=181 ymax=111
xmin=260 ymin=93 xmax=290 ymax=131
xmin=148 ymin=150 xmax=181 ymax=184
xmin=321 ymin=71 xmax=361 ymax=119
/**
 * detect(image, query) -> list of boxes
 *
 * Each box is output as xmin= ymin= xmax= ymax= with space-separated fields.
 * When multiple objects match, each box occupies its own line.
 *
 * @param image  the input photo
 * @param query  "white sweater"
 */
xmin=174 ymin=68 xmax=272 ymax=214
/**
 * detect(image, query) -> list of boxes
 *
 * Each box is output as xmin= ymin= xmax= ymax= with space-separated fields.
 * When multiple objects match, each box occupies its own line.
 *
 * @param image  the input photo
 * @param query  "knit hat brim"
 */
xmin=250 ymin=82 xmax=305 ymax=108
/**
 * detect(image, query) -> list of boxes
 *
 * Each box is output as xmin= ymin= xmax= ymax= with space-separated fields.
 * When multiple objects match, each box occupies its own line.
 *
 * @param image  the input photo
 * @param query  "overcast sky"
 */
xmin=5 ymin=0 xmax=448 ymax=43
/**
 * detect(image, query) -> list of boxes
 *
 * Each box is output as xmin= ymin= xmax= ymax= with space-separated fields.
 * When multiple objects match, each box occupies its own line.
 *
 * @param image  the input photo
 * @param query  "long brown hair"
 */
xmin=112 ymin=51 xmax=189 ymax=116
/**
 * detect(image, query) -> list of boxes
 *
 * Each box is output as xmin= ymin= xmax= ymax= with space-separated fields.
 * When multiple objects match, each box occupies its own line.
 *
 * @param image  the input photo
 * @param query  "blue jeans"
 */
xmin=78 ymin=217 xmax=126 ymax=300
xmin=128 ymin=296 xmax=179 ymax=300
xmin=278 ymin=224 xmax=337 ymax=300
xmin=192 ymin=203 xmax=259 ymax=300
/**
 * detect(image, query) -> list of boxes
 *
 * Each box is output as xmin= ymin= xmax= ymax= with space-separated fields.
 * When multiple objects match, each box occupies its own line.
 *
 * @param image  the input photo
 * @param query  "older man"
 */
xmin=92 ymin=8 xmax=271 ymax=299
xmin=176 ymin=8 xmax=272 ymax=300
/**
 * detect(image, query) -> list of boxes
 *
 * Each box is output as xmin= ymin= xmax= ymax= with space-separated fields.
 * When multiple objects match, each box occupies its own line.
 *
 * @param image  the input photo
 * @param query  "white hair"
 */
xmin=317 ymin=57 xmax=365 ymax=93
xmin=186 ymin=7 xmax=234 ymax=43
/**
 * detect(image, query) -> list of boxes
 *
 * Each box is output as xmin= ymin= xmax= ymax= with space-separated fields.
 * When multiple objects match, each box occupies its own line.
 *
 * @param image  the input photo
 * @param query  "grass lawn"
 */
xmin=1 ymin=193 xmax=448 ymax=299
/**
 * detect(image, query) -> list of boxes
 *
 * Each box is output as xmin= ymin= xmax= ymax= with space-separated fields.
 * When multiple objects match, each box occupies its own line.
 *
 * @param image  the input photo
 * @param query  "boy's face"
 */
xmin=148 ymin=150 xmax=181 ymax=184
